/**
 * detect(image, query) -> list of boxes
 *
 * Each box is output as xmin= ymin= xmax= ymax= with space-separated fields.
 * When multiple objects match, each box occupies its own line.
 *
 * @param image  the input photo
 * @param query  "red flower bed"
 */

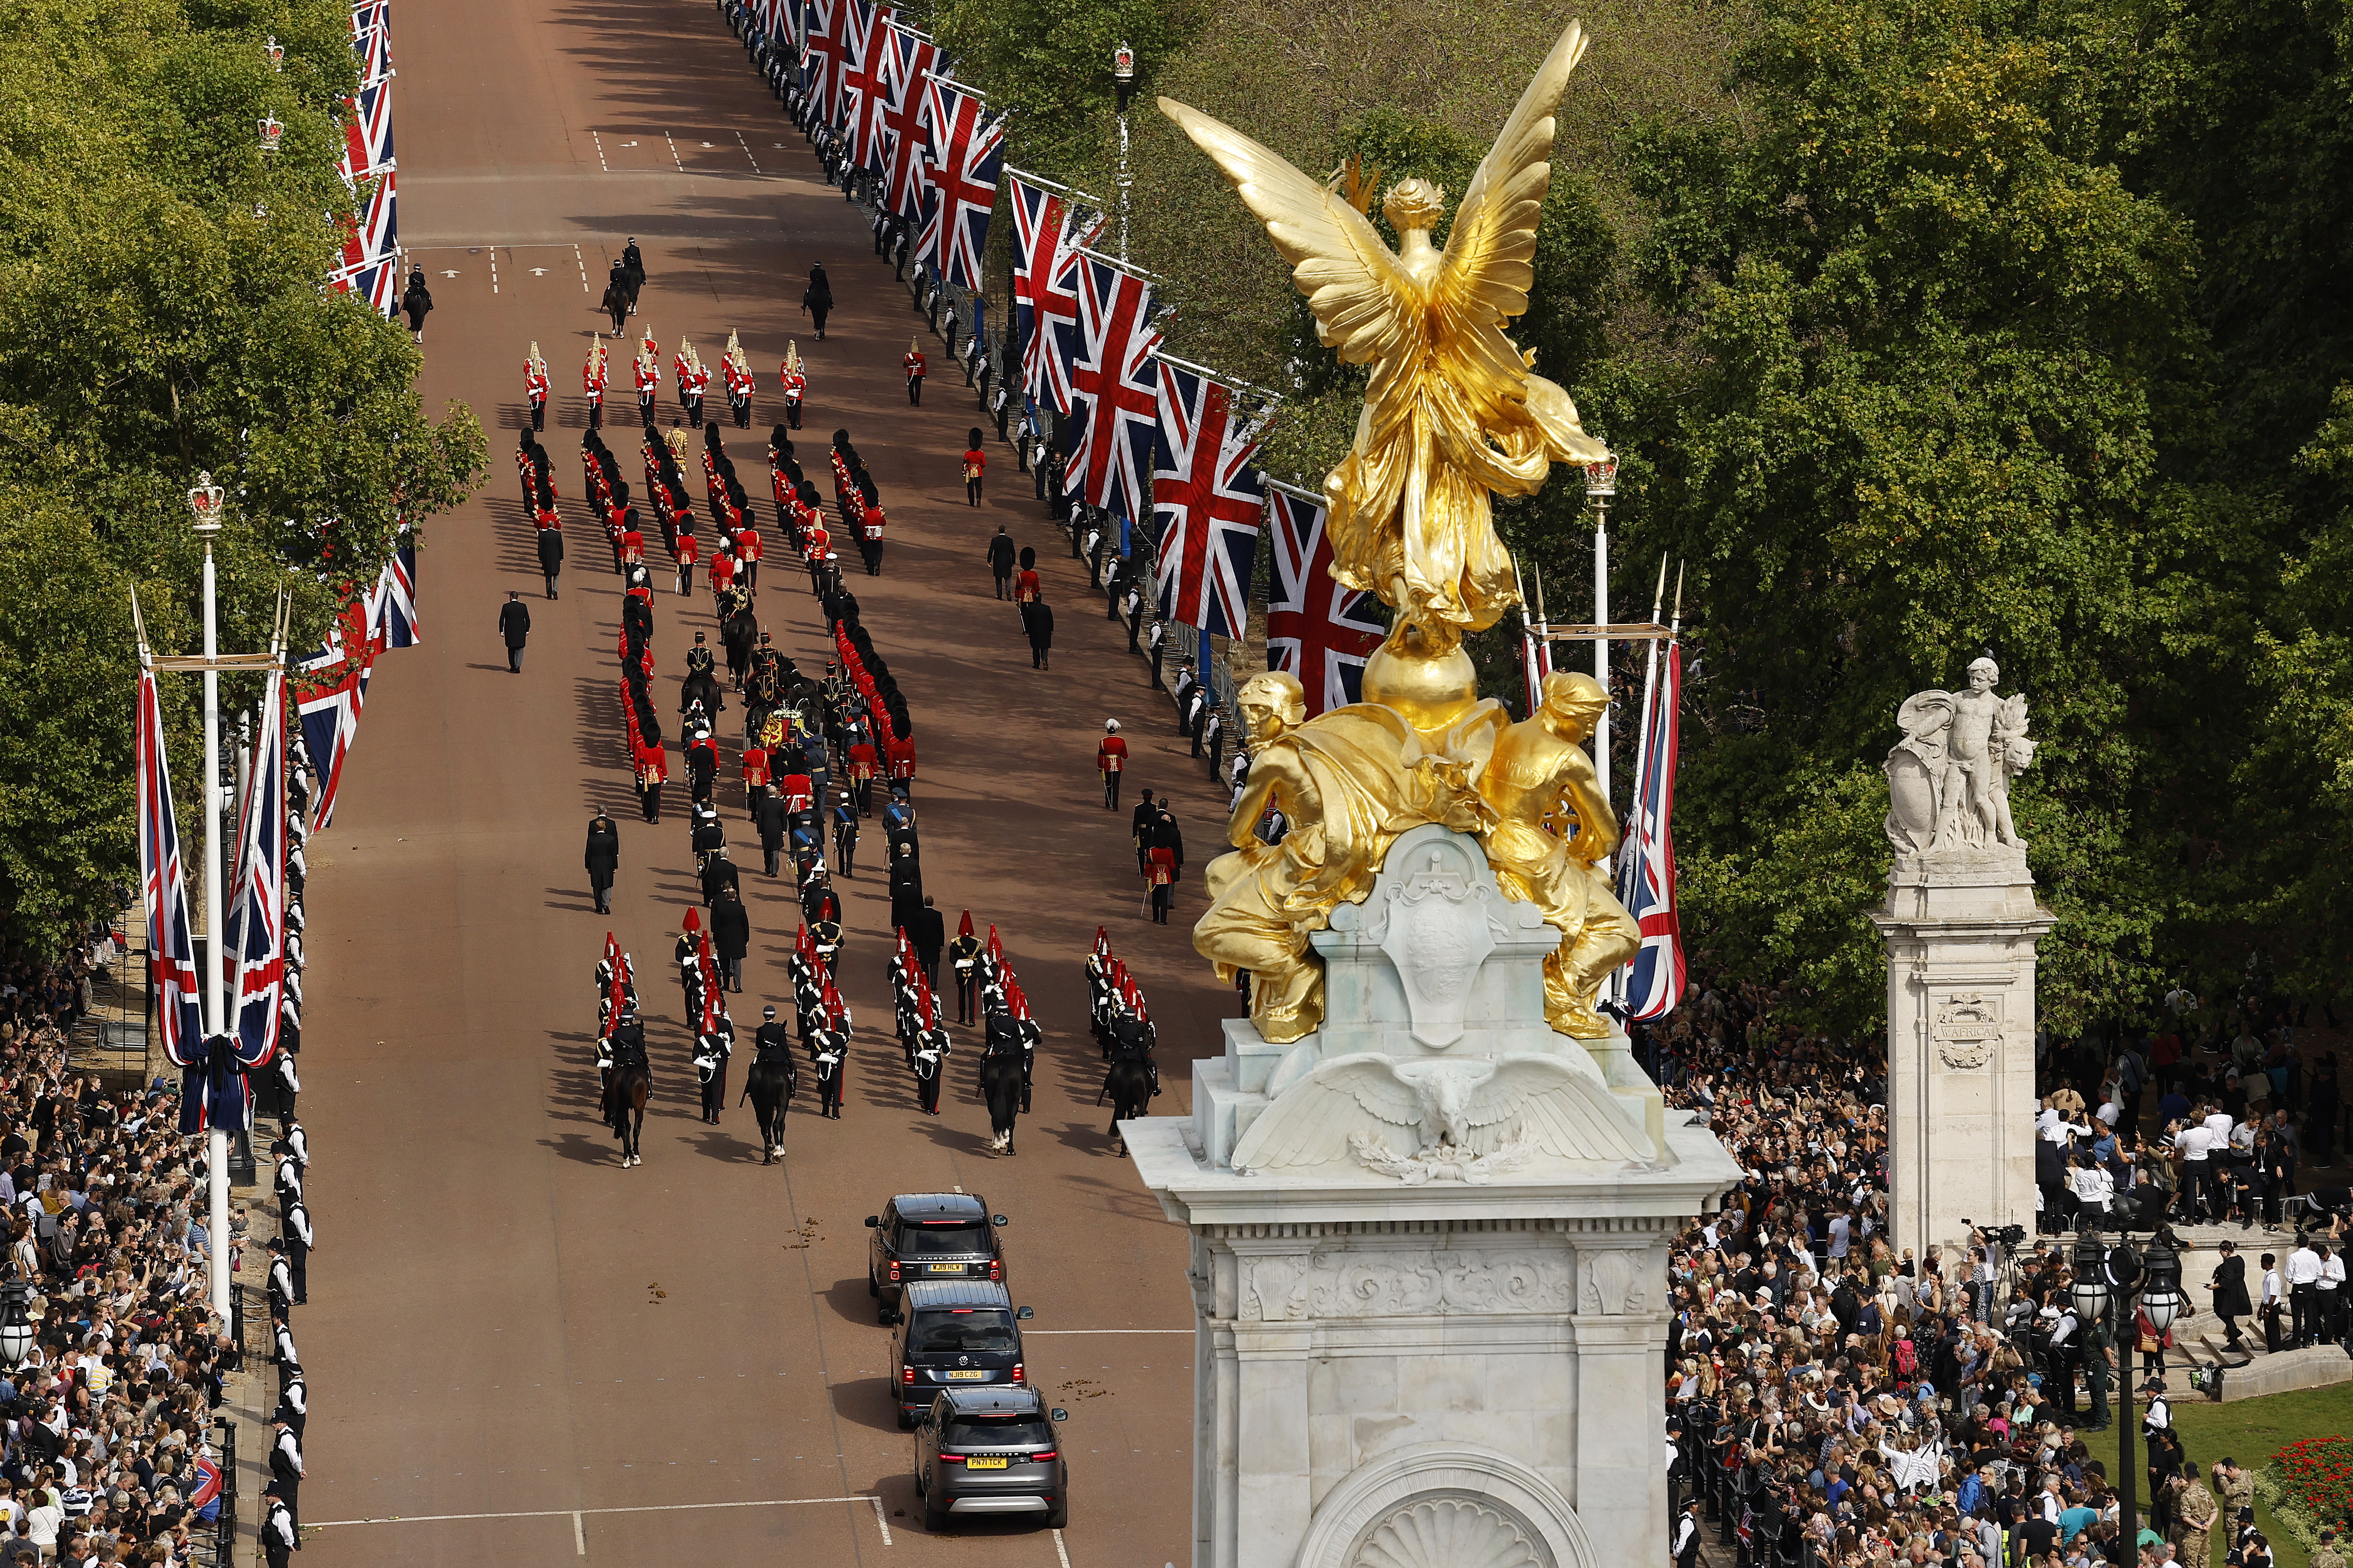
xmin=2271 ymin=1436 xmax=2353 ymax=1525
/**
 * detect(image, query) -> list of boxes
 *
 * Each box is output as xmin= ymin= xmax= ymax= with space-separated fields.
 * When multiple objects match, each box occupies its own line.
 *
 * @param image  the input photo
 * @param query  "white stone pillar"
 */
xmin=1871 ymin=851 xmax=2055 ymax=1259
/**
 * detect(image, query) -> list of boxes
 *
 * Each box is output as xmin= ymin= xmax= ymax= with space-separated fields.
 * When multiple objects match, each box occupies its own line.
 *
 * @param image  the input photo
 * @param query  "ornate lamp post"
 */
xmin=187 ymin=473 xmax=234 ymax=1321
xmin=1112 ymin=43 xmax=1136 ymax=260
xmin=2073 ymin=1225 xmax=2185 ymax=1552
xmin=1580 ymin=453 xmax=1617 ymax=843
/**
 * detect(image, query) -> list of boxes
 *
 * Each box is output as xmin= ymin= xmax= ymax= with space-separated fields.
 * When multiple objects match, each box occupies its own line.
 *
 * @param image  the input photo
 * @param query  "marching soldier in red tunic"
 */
xmin=885 ymin=732 xmax=917 ymax=796
xmin=845 ymin=732 xmax=879 ymax=817
xmin=675 ymin=338 xmax=710 ymax=429
xmin=777 ymin=340 xmax=807 ymax=430
xmin=723 ymin=331 xmax=756 ymax=430
xmin=1096 ymin=719 xmax=1129 ymax=810
xmin=709 ymin=543 xmax=738 ymax=602
xmin=740 ymin=740 xmax=771 ymax=823
xmin=903 ymin=337 xmax=925 ymax=405
xmin=583 ymin=334 xmax=609 ymax=430
xmin=634 ymin=331 xmax=661 ymax=427
xmin=857 ymin=497 xmax=887 ymax=576
xmin=735 ymin=520 xmax=762 ymax=591
xmin=525 ymin=342 xmax=550 ymax=433
xmin=634 ymin=738 xmax=668 ymax=824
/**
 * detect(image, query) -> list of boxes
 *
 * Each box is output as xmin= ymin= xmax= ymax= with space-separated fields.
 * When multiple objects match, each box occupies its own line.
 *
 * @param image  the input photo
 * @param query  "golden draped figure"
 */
xmin=1159 ymin=22 xmax=1609 ymax=635
xmin=1179 ymin=21 xmax=1640 ymax=1043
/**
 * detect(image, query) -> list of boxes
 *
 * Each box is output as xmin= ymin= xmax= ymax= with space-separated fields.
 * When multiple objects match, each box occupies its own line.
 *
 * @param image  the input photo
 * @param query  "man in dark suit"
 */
xmin=498 ymin=592 xmax=530 ymax=673
xmin=584 ymin=812 xmax=620 ymax=914
xmin=712 ymin=889 xmax=751 ymax=992
xmin=913 ymin=896 xmax=946 ymax=991
xmin=2209 ymin=1239 xmax=2252 ymax=1350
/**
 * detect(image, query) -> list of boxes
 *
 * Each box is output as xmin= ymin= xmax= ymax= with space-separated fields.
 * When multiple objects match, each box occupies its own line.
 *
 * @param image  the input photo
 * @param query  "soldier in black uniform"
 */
xmin=1130 ymin=789 xmax=1158 ymax=878
xmin=883 ymin=788 xmax=919 ymax=862
xmin=888 ymin=840 xmax=924 ymax=937
xmin=946 ymin=912 xmax=983 ymax=1024
xmin=811 ymin=1007 xmax=846 ymax=1117
xmin=695 ymin=1017 xmax=732 ymax=1122
xmin=831 ymin=792 xmax=860 ymax=878
xmin=801 ymin=864 xmax=841 ymax=928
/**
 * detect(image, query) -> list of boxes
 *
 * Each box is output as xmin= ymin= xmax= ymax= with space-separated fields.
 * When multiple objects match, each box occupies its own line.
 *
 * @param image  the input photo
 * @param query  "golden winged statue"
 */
xmin=1160 ymin=21 xmax=1609 ymax=635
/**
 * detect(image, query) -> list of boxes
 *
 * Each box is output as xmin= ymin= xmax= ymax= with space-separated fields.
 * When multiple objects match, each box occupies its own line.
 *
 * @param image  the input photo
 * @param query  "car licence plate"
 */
xmin=945 ymin=1370 xmax=988 ymax=1381
xmin=926 ymin=1263 xmax=963 ymax=1274
xmin=966 ymin=1458 xmax=1008 ymax=1470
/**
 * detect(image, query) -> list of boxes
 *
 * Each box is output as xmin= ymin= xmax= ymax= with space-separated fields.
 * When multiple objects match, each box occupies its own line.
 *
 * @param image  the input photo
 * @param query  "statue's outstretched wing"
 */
xmin=1158 ymin=98 xmax=1419 ymax=369
xmin=1433 ymin=22 xmax=1590 ymax=387
xmin=1228 ymin=1053 xmax=1423 ymax=1172
xmin=1461 ymin=1053 xmax=1648 ymax=1162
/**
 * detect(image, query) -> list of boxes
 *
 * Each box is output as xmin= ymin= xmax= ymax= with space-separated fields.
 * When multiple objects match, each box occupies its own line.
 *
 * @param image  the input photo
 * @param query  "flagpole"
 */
xmin=190 ymin=485 xmax=232 ymax=1323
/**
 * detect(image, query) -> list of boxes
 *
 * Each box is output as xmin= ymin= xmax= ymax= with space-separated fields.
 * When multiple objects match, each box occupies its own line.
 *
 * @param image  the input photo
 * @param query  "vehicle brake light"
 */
xmin=1033 ymin=1451 xmax=1057 ymax=1461
xmin=902 ymin=1367 xmax=915 ymax=1385
xmin=938 ymin=1454 xmax=966 ymax=1464
xmin=888 ymin=1261 xmax=900 ymax=1282
xmin=1012 ymin=1364 xmax=1024 ymax=1383
xmin=990 ymin=1259 xmax=1002 ymax=1281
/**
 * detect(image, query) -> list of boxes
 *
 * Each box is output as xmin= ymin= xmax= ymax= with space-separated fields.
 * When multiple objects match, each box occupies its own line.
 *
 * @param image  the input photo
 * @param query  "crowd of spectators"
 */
xmin=0 ymin=919 xmax=289 ymax=1568
xmin=1642 ymin=960 xmax=2339 ymax=1568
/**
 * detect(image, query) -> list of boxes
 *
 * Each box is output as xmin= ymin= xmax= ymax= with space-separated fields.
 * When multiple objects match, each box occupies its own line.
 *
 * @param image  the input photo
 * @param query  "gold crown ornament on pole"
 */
xmin=1169 ymin=20 xmax=1643 ymax=1044
xmin=258 ymin=116 xmax=284 ymax=155
xmin=264 ymin=35 xmax=285 ymax=71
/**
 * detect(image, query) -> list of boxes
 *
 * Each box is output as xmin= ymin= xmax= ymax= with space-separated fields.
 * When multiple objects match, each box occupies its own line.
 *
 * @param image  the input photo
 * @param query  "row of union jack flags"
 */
xmin=770 ymin=5 xmax=1392 ymax=726
xmin=330 ymin=0 xmax=400 ymax=316
xmin=793 ymin=3 xmax=1005 ymax=292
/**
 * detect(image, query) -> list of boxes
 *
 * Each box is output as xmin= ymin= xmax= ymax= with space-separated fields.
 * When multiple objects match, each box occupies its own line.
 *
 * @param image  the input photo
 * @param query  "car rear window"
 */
xmin=910 ymin=1309 xmax=1019 ymax=1355
xmin=945 ymin=1416 xmax=1051 ymax=1448
xmin=900 ymin=1223 xmax=989 ymax=1257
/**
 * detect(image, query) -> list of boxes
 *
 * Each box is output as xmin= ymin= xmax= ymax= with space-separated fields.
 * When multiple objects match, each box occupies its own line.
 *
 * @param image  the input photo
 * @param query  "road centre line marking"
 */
xmin=1054 ymin=1527 xmax=1072 ymax=1567
xmin=665 ymin=131 xmax=683 ymax=171
xmin=572 ymin=1511 xmax=586 ymax=1554
xmin=575 ymin=243 xmax=589 ymax=293
xmin=737 ymin=131 xmax=761 ymax=173
xmin=871 ymin=1496 xmax=892 ymax=1547
xmin=591 ymin=130 xmax=608 ymax=172
xmin=309 ymin=1494 xmax=884 ymax=1528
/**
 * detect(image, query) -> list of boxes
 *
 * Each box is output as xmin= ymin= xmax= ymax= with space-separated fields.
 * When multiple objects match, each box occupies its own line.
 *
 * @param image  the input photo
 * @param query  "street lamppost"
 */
xmin=187 ymin=473 xmax=234 ymax=1323
xmin=1581 ymin=451 xmax=1616 ymax=847
xmin=2073 ymin=1225 xmax=2184 ymax=1554
xmin=1112 ymin=43 xmax=1135 ymax=262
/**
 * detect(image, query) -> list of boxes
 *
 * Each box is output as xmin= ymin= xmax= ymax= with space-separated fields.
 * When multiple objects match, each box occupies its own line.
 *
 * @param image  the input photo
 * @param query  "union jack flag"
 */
xmin=1062 ymin=254 xmax=1161 ymax=522
xmin=914 ymin=77 xmax=1004 ymax=290
xmin=876 ymin=22 xmax=938 ymax=222
xmin=1011 ymin=176 xmax=1101 ymax=414
xmin=836 ymin=0 xmax=888 ymax=169
xmin=1150 ymin=362 xmax=1263 ymax=638
xmin=1264 ymin=485 xmax=1385 ymax=718
xmin=368 ymin=526 xmax=421 ymax=647
xmin=295 ymin=597 xmax=374 ymax=828
xmin=342 ymin=76 xmax=395 ymax=181
xmin=135 ymin=669 xmax=205 ymax=1070
xmin=1615 ymin=639 xmax=1685 ymax=1019
xmin=228 ymin=667 xmax=287 ymax=1075
xmin=350 ymin=1 xmax=392 ymax=77
xmin=799 ymin=0 xmax=841 ymax=122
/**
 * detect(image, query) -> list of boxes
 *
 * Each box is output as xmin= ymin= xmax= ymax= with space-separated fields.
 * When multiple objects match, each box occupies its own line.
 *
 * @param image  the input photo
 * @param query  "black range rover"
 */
xmin=866 ymin=1191 xmax=1006 ymax=1322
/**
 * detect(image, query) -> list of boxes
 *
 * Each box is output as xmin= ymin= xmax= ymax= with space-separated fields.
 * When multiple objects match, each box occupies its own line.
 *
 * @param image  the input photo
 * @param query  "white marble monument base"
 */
xmin=1128 ymin=826 xmax=1741 ymax=1568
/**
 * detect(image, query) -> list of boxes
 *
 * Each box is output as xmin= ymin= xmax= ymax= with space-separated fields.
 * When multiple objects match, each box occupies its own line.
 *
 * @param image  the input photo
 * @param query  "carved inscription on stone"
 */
xmin=1931 ymin=993 xmax=2001 ymax=1071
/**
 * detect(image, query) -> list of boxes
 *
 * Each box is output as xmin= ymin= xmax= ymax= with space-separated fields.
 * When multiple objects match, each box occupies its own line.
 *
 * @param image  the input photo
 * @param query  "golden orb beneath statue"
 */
xmin=1360 ymin=623 xmax=1481 ymax=741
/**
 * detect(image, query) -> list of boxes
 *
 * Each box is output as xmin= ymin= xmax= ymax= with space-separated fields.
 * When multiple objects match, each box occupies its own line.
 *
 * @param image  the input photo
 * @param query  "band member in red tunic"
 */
xmin=675 ymin=338 xmax=710 ymax=429
xmin=857 ymin=499 xmax=887 ymax=576
xmin=885 ymin=733 xmax=917 ymax=796
xmin=583 ymin=335 xmax=609 ymax=430
xmin=634 ymin=740 xmax=668 ymax=824
xmin=1013 ymin=546 xmax=1041 ymax=605
xmin=903 ymin=337 xmax=925 ymax=405
xmin=962 ymin=427 xmax=986 ymax=507
xmin=740 ymin=741 xmax=771 ymax=823
xmin=1096 ymin=719 xmax=1129 ymax=810
xmin=634 ymin=332 xmax=661 ymax=427
xmin=734 ymin=522 xmax=762 ymax=591
xmin=777 ymin=340 xmax=807 ymax=430
xmin=846 ymin=734 xmax=879 ymax=817
xmin=709 ymin=545 xmax=738 ymax=602
xmin=524 ymin=342 xmax=550 ymax=433
xmin=722 ymin=330 xmax=756 ymax=430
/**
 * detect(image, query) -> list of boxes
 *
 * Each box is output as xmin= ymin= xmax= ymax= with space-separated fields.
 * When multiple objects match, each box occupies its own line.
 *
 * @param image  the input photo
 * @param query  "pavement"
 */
xmin=294 ymin=1 xmax=1240 ymax=1562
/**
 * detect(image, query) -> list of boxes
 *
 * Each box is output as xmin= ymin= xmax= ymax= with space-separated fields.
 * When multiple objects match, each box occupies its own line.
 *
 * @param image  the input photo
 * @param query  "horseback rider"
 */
xmin=1105 ymin=1001 xmax=1161 ymax=1101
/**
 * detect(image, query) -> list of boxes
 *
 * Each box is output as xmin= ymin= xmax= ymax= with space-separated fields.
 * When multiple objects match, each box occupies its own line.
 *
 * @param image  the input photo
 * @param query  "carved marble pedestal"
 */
xmin=1127 ymin=826 xmax=1740 ymax=1568
xmin=1870 ymin=846 xmax=2055 ymax=1259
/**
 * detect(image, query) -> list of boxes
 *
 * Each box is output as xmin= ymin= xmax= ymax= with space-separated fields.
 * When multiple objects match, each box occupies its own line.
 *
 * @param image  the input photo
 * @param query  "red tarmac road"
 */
xmin=298 ymin=2 xmax=1237 ymax=1561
